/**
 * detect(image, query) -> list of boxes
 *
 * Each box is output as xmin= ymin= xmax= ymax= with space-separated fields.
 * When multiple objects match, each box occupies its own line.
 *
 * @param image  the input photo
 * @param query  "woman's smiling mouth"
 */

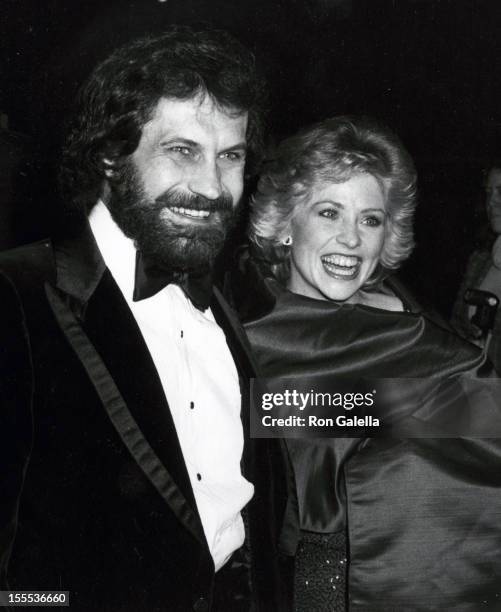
xmin=321 ymin=253 xmax=361 ymax=279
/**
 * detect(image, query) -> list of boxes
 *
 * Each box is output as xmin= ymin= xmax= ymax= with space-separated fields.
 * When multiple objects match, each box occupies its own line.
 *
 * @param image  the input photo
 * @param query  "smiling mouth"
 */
xmin=170 ymin=206 xmax=211 ymax=219
xmin=321 ymin=254 xmax=361 ymax=279
xmin=160 ymin=206 xmax=213 ymax=222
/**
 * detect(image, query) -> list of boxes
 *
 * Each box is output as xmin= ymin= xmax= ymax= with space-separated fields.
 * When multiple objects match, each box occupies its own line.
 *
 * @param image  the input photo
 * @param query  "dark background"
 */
xmin=2 ymin=0 xmax=501 ymax=316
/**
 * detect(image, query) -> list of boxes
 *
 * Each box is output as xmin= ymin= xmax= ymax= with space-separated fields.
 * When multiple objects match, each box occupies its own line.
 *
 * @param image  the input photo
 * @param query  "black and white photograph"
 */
xmin=2 ymin=1 xmax=501 ymax=610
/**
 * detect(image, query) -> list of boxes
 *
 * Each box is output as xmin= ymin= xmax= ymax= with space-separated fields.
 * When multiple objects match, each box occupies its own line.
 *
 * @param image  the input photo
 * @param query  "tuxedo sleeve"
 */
xmin=0 ymin=273 xmax=33 ymax=589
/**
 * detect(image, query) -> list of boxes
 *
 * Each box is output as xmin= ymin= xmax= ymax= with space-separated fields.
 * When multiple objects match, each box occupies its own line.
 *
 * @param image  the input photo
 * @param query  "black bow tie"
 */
xmin=133 ymin=251 xmax=213 ymax=311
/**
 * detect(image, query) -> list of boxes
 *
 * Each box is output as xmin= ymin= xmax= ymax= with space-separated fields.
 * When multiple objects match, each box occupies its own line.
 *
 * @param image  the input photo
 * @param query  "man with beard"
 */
xmin=0 ymin=28 xmax=287 ymax=612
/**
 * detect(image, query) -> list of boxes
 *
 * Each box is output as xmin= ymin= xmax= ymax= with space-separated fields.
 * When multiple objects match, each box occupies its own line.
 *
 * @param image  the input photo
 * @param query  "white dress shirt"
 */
xmin=89 ymin=201 xmax=254 ymax=571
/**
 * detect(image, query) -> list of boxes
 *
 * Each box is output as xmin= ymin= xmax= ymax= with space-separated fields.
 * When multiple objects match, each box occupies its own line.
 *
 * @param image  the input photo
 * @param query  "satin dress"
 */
xmin=235 ymin=263 xmax=501 ymax=612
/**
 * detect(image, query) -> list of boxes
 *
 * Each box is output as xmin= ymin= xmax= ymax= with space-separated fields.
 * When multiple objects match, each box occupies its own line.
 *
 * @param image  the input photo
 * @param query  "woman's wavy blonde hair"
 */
xmin=249 ymin=116 xmax=417 ymax=284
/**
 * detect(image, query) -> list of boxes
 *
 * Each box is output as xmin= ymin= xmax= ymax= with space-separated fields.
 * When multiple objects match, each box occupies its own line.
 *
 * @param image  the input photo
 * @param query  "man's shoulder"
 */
xmin=0 ymin=238 xmax=56 ymax=291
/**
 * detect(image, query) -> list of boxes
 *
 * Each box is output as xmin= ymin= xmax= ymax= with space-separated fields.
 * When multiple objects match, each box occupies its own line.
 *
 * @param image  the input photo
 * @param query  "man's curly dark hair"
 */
xmin=59 ymin=26 xmax=267 ymax=213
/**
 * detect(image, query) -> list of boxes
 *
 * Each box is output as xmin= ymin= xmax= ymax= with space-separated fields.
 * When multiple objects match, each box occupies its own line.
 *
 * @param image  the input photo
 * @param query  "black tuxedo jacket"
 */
xmin=0 ymin=229 xmax=288 ymax=612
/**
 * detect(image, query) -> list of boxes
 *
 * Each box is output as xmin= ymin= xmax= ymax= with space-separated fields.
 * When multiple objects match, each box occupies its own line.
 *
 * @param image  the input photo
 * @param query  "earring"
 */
xmin=102 ymin=158 xmax=116 ymax=178
xmin=282 ymin=235 xmax=293 ymax=246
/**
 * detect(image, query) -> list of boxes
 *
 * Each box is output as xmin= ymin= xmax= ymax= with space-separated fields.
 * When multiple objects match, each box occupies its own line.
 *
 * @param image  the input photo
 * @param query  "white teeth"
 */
xmin=322 ymin=254 xmax=359 ymax=267
xmin=170 ymin=207 xmax=210 ymax=218
xmin=323 ymin=263 xmax=356 ymax=276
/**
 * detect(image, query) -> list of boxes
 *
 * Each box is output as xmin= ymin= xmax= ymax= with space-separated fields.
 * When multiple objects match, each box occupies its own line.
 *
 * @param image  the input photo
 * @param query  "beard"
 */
xmin=106 ymin=161 xmax=241 ymax=273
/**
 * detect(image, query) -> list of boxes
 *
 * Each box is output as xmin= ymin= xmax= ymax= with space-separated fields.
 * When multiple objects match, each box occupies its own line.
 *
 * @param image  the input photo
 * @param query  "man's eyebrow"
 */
xmin=219 ymin=141 xmax=247 ymax=154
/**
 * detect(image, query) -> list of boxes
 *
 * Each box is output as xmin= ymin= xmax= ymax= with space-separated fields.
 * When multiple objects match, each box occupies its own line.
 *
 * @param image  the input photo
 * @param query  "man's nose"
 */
xmin=188 ymin=158 xmax=222 ymax=200
xmin=336 ymin=221 xmax=361 ymax=249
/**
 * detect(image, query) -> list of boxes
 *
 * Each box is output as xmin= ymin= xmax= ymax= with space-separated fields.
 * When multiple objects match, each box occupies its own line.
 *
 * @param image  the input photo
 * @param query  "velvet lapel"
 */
xmin=46 ymin=223 xmax=206 ymax=547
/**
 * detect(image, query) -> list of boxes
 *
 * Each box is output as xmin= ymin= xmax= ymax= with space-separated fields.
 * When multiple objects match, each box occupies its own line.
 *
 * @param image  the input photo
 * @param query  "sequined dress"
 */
xmin=294 ymin=531 xmax=347 ymax=612
xmin=284 ymin=436 xmax=360 ymax=612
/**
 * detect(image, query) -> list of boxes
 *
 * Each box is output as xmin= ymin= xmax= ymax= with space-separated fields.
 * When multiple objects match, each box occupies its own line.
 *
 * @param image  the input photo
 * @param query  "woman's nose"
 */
xmin=336 ymin=221 xmax=361 ymax=249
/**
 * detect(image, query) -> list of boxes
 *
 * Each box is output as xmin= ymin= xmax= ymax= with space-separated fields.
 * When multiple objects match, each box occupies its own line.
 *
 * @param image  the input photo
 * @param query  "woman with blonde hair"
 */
xmin=233 ymin=116 xmax=501 ymax=611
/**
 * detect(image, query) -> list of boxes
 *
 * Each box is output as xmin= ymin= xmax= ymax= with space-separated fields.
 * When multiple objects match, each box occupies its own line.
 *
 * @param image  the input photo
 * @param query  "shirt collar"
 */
xmin=88 ymin=200 xmax=137 ymax=299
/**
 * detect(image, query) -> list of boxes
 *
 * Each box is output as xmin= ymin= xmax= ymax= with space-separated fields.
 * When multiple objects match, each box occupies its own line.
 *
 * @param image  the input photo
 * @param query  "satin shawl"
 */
xmin=242 ymin=275 xmax=501 ymax=611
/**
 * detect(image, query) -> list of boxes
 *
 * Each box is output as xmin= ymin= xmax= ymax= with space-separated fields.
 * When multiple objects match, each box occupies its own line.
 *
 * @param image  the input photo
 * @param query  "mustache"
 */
xmin=154 ymin=189 xmax=234 ymax=213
